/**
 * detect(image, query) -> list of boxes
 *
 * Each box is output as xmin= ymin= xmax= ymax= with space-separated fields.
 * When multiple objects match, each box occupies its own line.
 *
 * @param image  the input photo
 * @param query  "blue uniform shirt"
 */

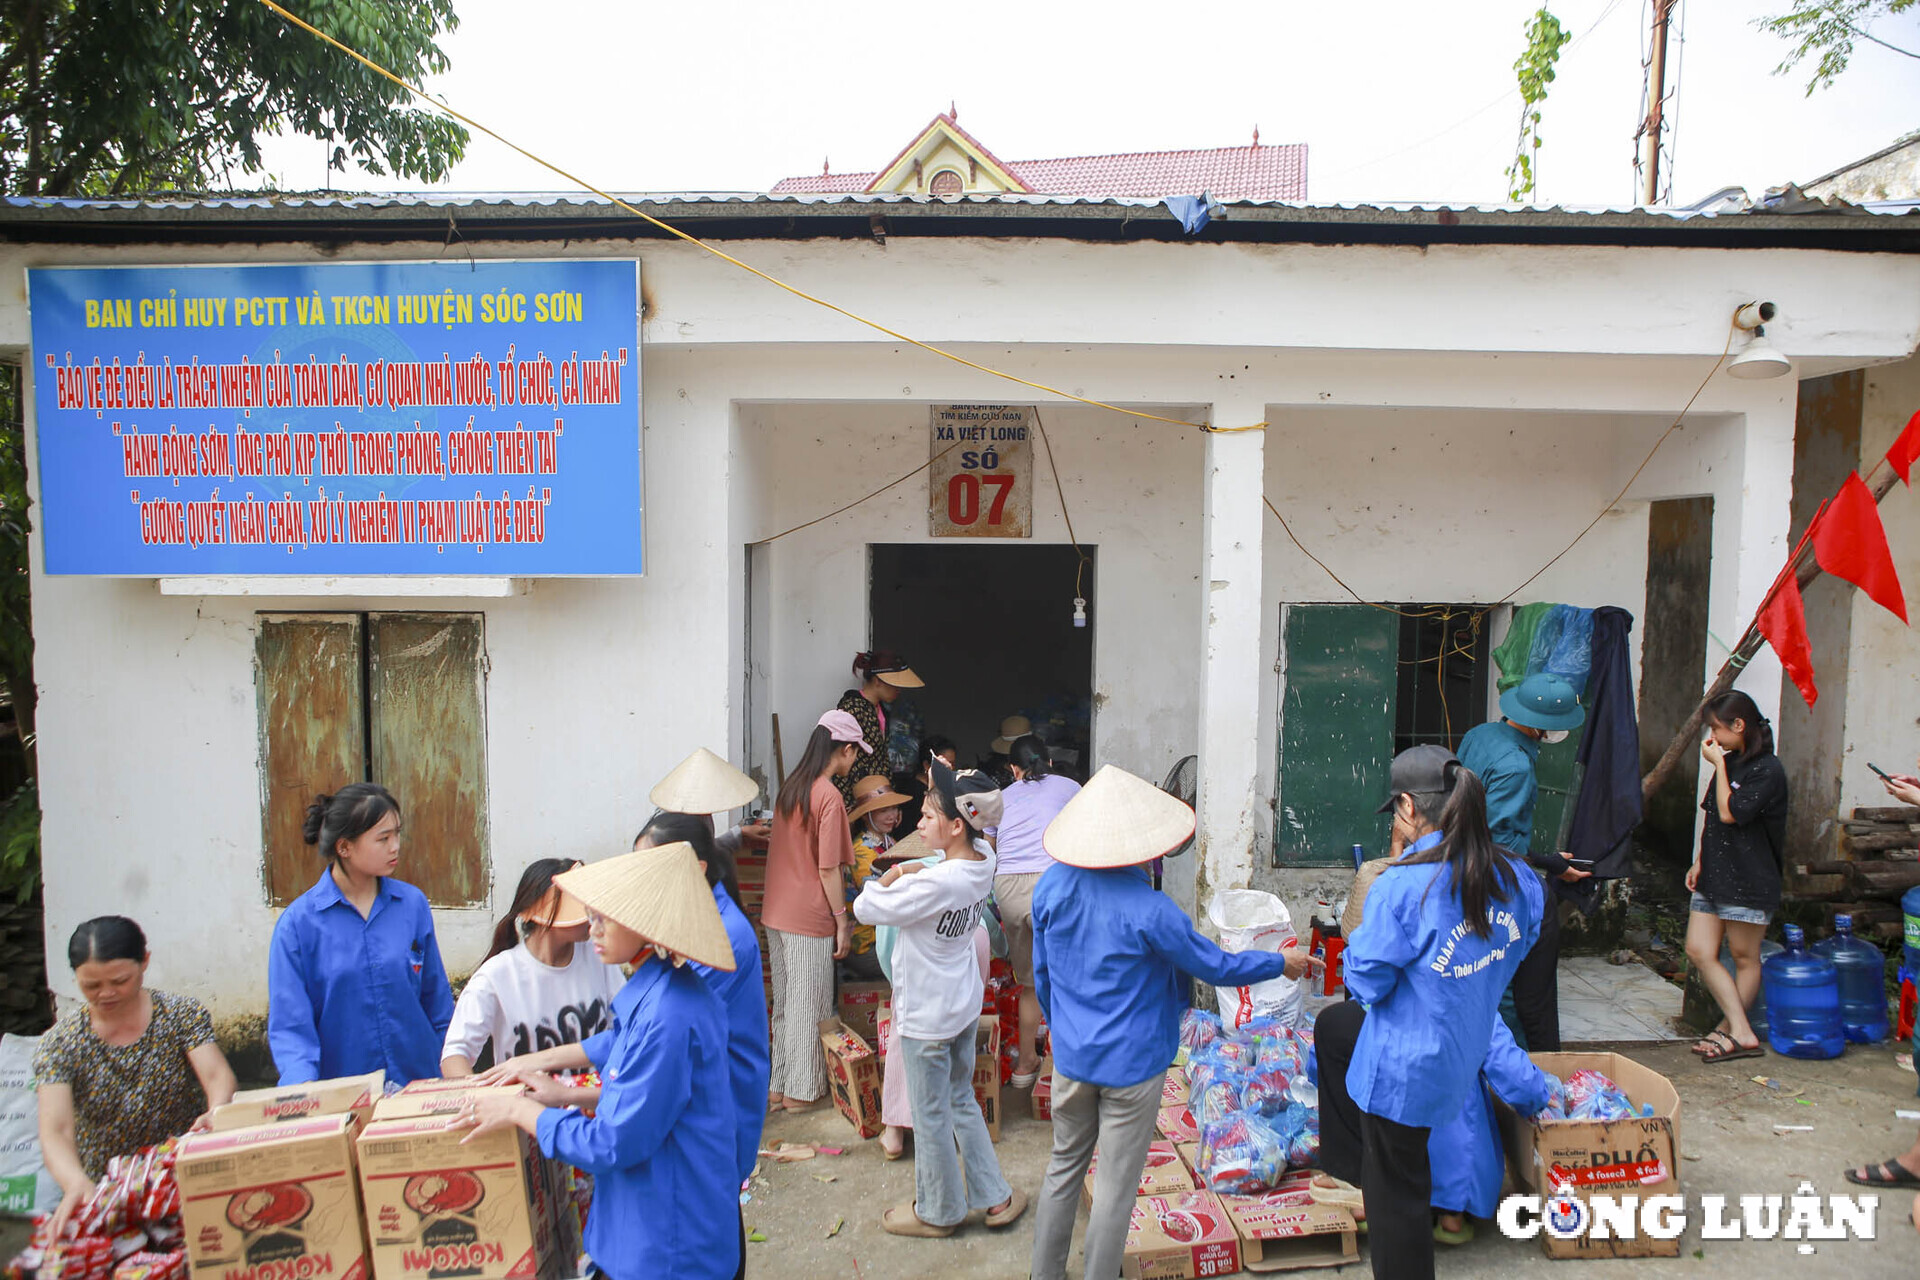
xmin=691 ymin=884 xmax=770 ymax=1183
xmin=1428 ymin=1017 xmax=1553 ymax=1218
xmin=539 ymin=957 xmax=738 ymax=1280
xmin=1458 ymin=720 xmax=1541 ymax=855
xmin=1343 ymin=841 xmax=1543 ymax=1128
xmin=1032 ymin=863 xmax=1293 ymax=1089
xmin=267 ymin=870 xmax=453 ymax=1085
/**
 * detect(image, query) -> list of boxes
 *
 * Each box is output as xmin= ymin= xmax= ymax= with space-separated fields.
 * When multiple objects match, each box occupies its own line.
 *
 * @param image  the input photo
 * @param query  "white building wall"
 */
xmin=2 ymin=231 xmax=1917 ymax=1014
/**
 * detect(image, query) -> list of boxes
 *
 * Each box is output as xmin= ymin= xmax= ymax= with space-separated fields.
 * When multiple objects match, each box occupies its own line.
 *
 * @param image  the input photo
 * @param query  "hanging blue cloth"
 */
xmin=1525 ymin=605 xmax=1595 ymax=696
xmin=1161 ymin=194 xmax=1223 ymax=235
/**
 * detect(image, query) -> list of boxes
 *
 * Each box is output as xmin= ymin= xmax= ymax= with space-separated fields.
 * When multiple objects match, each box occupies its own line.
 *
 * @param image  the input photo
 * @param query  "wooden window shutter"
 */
xmin=256 ymin=615 xmax=367 ymax=905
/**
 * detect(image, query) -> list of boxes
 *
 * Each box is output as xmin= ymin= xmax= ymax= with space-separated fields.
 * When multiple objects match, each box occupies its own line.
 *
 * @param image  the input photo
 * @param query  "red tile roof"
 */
xmin=773 ymin=130 xmax=1308 ymax=201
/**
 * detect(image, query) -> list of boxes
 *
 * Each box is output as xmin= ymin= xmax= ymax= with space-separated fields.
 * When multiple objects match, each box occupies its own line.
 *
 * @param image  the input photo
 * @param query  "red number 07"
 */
xmin=947 ymin=474 xmax=1015 ymax=525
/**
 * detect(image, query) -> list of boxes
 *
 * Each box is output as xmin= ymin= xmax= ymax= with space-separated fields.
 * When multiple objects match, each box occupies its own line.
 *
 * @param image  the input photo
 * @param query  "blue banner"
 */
xmin=28 ymin=259 xmax=643 ymax=575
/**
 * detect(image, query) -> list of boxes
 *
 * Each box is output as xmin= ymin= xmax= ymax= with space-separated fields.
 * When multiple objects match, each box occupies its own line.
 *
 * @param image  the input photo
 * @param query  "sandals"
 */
xmin=1306 ymin=1174 xmax=1365 ymax=1212
xmin=985 ymin=1188 xmax=1028 ymax=1229
xmin=1434 ymin=1217 xmax=1474 ymax=1246
xmin=1844 ymin=1159 xmax=1920 ymax=1188
xmin=1696 ymin=1030 xmax=1764 ymax=1063
xmin=879 ymin=1128 xmax=906 ymax=1161
xmin=1690 ymin=1026 xmax=1732 ymax=1055
xmin=882 ymin=1202 xmax=955 ymax=1238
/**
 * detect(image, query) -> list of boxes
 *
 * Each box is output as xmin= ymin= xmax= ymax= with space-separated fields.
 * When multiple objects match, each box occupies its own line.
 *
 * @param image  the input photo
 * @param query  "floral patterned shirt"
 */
xmin=34 ymin=990 xmax=214 ymax=1179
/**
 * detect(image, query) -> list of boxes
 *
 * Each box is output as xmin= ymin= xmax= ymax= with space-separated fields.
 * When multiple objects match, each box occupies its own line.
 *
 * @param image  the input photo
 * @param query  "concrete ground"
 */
xmin=746 ymin=1039 xmax=1920 ymax=1279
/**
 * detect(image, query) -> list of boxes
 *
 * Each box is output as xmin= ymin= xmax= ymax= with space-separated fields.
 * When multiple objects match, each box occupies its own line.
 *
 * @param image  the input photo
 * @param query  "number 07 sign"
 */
xmin=928 ymin=405 xmax=1031 ymax=538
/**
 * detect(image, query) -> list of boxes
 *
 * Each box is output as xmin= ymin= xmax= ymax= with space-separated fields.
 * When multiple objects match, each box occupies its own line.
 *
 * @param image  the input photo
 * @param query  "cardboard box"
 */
xmin=818 ymin=1018 xmax=884 ymax=1140
xmin=369 ymin=1083 xmax=524 ymax=1123
xmin=838 ymin=980 xmax=888 ymax=1045
xmin=1496 ymin=1051 xmax=1683 ymax=1261
xmin=1220 ymin=1173 xmax=1359 ymax=1272
xmin=1118 ymin=1191 xmax=1241 ymax=1279
xmin=356 ymin=1115 xmax=563 ymax=1280
xmin=1174 ymin=1143 xmax=1201 ymax=1180
xmin=972 ymin=1015 xmax=1002 ymax=1143
xmin=875 ymin=998 xmax=892 ymax=1059
xmin=210 ymin=1072 xmax=385 ymax=1132
xmin=1031 ymin=1056 xmax=1053 ymax=1121
xmin=1086 ymin=1141 xmax=1196 ymax=1207
xmin=176 ymin=1113 xmax=369 ymax=1280
xmin=1156 ymin=1104 xmax=1199 ymax=1144
xmin=1162 ymin=1073 xmax=1190 ymax=1109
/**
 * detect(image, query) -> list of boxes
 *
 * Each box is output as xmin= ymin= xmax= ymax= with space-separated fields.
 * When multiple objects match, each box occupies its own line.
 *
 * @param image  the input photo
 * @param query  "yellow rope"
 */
xmin=253 ymin=0 xmax=1265 ymax=437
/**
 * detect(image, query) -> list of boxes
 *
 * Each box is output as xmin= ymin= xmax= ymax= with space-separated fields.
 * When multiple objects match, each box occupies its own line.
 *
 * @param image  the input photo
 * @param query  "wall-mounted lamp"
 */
xmin=1727 ymin=300 xmax=1792 ymax=380
xmin=1072 ymin=597 xmax=1088 ymax=628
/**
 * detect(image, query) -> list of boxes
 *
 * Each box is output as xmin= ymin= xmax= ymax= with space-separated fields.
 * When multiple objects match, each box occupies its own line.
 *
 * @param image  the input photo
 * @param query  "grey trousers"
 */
xmin=901 ymin=1030 xmax=1012 ymax=1228
xmin=1030 ymin=1070 xmax=1165 ymax=1280
xmin=765 ymin=927 xmax=834 ymax=1102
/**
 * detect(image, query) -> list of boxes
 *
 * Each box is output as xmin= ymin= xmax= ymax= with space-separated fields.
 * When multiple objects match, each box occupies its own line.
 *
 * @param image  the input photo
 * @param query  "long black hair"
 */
xmin=1008 ymin=734 xmax=1051 ymax=780
xmin=484 ymin=858 xmax=579 ymax=964
xmin=637 ymin=810 xmax=743 ymax=912
xmin=777 ymin=725 xmax=843 ymax=821
xmin=1704 ymin=689 xmax=1775 ymax=765
xmin=303 ymin=783 xmax=402 ymax=863
xmin=1396 ymin=763 xmax=1519 ymax=940
xmin=68 ymin=916 xmax=147 ymax=968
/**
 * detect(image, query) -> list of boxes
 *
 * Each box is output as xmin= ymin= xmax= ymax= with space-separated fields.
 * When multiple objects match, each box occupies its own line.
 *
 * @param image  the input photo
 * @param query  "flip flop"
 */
xmin=1690 ymin=1028 xmax=1733 ymax=1056
xmin=1434 ymin=1218 xmax=1474 ymax=1246
xmin=1843 ymin=1159 xmax=1920 ymax=1188
xmin=985 ymin=1188 xmax=1028 ymax=1229
xmin=1306 ymin=1174 xmax=1365 ymax=1212
xmin=1699 ymin=1036 xmax=1764 ymax=1064
xmin=882 ymin=1202 xmax=956 ymax=1238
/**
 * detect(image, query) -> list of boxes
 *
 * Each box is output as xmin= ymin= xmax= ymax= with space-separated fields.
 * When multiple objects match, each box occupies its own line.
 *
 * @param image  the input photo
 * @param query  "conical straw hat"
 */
xmin=1043 ymin=764 xmax=1196 ymax=869
xmin=650 ymin=748 xmax=759 ymax=815
xmin=872 ymin=831 xmax=935 ymax=867
xmin=554 ymin=842 xmax=736 ymax=970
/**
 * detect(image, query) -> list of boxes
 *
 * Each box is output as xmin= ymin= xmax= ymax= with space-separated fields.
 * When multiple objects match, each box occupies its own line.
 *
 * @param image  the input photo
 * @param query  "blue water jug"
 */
xmin=1716 ymin=937 xmax=1783 ymax=1034
xmin=1904 ymin=884 xmax=1920 ymax=975
xmin=1811 ymin=915 xmax=1888 ymax=1043
xmin=1761 ymin=925 xmax=1845 ymax=1059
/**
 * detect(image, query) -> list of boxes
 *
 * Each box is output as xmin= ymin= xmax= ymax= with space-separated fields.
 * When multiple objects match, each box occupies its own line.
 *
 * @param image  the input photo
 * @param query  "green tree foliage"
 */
xmin=1757 ymin=0 xmax=1918 ymax=95
xmin=1506 ymin=7 xmax=1571 ymax=204
xmin=0 ymin=366 xmax=33 ymax=902
xmin=0 ymin=0 xmax=470 ymax=196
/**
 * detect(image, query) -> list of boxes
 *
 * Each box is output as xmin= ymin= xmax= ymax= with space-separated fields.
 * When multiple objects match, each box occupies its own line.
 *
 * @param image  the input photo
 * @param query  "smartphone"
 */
xmin=1565 ymin=858 xmax=1597 ymax=872
xmin=1867 ymin=762 xmax=1892 ymax=781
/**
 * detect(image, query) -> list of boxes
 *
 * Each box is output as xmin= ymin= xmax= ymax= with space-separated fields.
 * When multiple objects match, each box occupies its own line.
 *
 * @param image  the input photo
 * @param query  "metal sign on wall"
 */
xmin=27 ymin=258 xmax=643 ymax=576
xmin=928 ymin=404 xmax=1031 ymax=538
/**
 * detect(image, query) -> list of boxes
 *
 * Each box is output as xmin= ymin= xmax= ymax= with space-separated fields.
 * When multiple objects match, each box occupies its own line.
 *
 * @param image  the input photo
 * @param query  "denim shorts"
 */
xmin=1689 ymin=892 xmax=1771 ymax=926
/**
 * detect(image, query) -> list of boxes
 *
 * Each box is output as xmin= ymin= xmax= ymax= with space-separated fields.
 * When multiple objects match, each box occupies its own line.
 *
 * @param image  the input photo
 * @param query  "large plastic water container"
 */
xmin=1904 ymin=884 xmax=1920 ymax=975
xmin=1762 ymin=925 xmax=1845 ymax=1059
xmin=1716 ymin=937 xmax=1784 ymax=1033
xmin=1812 ymin=915 xmax=1889 ymax=1043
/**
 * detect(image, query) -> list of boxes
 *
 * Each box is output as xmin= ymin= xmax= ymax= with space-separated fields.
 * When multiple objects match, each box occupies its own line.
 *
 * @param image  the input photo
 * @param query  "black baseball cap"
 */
xmin=1377 ymin=744 xmax=1463 ymax=813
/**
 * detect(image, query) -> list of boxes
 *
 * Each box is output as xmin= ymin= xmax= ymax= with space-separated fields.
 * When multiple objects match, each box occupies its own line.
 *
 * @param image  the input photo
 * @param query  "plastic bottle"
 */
xmin=1811 ymin=915 xmax=1889 ymax=1043
xmin=1761 ymin=924 xmax=1845 ymax=1060
xmin=1904 ymin=884 xmax=1920 ymax=976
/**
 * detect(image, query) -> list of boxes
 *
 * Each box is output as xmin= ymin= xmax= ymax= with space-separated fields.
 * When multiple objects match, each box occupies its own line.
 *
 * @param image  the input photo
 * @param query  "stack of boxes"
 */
xmin=733 ymin=842 xmax=771 ymax=1015
xmin=175 ymin=1075 xmax=587 ymax=1280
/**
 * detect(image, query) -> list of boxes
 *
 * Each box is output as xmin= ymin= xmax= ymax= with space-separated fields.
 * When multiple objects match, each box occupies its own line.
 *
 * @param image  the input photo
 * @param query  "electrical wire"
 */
xmin=252 ymin=0 xmax=1266 ymax=437
xmin=1030 ymin=408 xmax=1093 ymax=602
xmin=749 ymin=438 xmax=962 ymax=546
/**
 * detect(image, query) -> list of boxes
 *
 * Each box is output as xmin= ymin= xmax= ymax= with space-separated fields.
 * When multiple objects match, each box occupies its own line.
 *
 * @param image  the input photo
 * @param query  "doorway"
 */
xmin=868 ymin=543 xmax=1096 ymax=777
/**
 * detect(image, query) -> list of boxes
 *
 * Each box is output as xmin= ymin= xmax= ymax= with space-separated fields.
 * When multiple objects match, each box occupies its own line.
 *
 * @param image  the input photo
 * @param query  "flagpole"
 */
xmin=1640 ymin=462 xmax=1904 ymax=802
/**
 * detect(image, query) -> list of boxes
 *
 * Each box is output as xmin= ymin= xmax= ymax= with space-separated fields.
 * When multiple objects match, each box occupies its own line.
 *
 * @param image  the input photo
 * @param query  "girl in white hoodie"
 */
xmin=854 ymin=761 xmax=1026 ymax=1238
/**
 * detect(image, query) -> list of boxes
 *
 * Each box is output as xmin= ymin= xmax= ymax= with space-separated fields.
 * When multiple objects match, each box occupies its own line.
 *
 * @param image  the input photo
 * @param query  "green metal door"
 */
xmin=1275 ymin=604 xmax=1398 ymax=866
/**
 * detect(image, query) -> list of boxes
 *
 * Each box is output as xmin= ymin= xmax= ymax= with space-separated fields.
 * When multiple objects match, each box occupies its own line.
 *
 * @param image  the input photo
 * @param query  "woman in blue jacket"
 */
xmin=267 ymin=784 xmax=453 ymax=1085
xmin=1029 ymin=766 xmax=1318 ymax=1280
xmin=1313 ymin=745 xmax=1543 ymax=1280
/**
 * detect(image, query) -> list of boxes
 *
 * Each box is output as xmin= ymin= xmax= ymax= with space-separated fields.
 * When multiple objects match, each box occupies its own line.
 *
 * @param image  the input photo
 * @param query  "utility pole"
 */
xmin=1638 ymin=0 xmax=1677 ymax=206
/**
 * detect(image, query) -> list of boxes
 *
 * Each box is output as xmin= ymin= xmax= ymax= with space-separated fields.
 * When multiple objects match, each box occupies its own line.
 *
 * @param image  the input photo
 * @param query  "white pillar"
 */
xmin=1195 ymin=398 xmax=1269 ymax=914
xmin=1724 ymin=393 xmax=1799 ymax=729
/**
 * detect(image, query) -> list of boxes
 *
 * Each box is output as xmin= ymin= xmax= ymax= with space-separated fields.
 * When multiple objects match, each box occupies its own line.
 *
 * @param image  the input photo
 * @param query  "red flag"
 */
xmin=1889 ymin=409 xmax=1920 ymax=485
xmin=1757 ymin=575 xmax=1818 ymax=708
xmin=1811 ymin=471 xmax=1908 ymax=623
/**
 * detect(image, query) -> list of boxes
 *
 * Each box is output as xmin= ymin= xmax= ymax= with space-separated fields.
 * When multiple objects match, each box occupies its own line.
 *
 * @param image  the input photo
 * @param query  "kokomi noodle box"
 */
xmin=175 ymin=1114 xmax=369 ymax=1280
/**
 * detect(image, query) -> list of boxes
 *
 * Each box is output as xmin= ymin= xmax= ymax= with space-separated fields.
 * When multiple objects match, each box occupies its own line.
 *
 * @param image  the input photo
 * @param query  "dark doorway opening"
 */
xmin=1394 ymin=606 xmax=1491 ymax=755
xmin=868 ymin=543 xmax=1096 ymax=777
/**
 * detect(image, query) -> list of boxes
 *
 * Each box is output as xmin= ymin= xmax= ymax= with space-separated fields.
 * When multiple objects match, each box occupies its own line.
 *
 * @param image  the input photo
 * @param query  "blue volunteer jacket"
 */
xmin=1343 ymin=842 xmax=1543 ymax=1128
xmin=1032 ymin=863 xmax=1293 ymax=1089
xmin=267 ymin=871 xmax=453 ymax=1085
xmin=541 ymin=956 xmax=739 ymax=1280
xmin=1429 ymin=1017 xmax=1553 ymax=1217
xmin=693 ymin=885 xmax=771 ymax=1183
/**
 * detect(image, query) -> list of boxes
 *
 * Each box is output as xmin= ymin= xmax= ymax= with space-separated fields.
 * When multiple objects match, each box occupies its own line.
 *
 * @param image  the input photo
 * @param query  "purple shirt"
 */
xmin=994 ymin=773 xmax=1082 ymax=874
